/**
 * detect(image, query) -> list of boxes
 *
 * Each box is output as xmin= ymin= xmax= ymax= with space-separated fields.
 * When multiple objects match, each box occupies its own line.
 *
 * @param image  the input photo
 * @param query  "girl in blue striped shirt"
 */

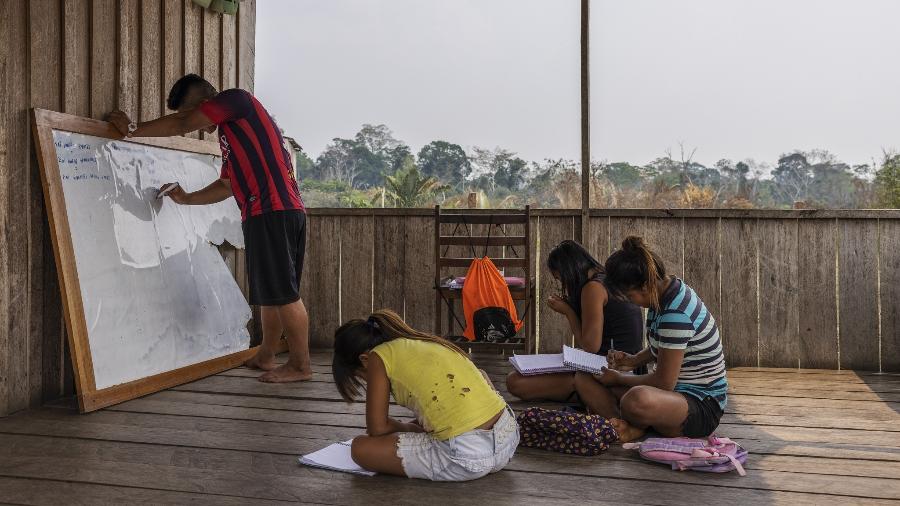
xmin=574 ymin=236 xmax=727 ymax=441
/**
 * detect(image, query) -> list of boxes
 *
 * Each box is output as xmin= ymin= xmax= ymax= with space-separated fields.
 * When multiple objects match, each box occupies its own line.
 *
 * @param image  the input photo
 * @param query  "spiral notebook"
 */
xmin=562 ymin=345 xmax=608 ymax=374
xmin=298 ymin=440 xmax=376 ymax=476
xmin=510 ymin=347 xmax=610 ymax=375
xmin=509 ymin=353 xmax=569 ymax=376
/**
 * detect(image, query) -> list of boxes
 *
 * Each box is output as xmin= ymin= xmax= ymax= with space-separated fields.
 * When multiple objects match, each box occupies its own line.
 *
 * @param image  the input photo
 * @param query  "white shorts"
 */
xmin=396 ymin=408 xmax=519 ymax=482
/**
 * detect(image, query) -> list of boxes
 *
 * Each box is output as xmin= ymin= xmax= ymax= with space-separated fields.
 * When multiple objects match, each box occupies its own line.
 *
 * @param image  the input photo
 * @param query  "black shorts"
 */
xmin=242 ymin=210 xmax=306 ymax=306
xmin=680 ymin=393 xmax=724 ymax=438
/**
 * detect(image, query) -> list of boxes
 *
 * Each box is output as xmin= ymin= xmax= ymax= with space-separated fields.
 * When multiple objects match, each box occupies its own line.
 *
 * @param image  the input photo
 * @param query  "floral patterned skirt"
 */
xmin=516 ymin=407 xmax=619 ymax=456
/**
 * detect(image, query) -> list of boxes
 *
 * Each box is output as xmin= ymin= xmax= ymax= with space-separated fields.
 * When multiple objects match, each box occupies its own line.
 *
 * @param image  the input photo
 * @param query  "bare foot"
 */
xmin=244 ymin=352 xmax=277 ymax=371
xmin=610 ymin=418 xmax=645 ymax=443
xmin=258 ymin=363 xmax=313 ymax=383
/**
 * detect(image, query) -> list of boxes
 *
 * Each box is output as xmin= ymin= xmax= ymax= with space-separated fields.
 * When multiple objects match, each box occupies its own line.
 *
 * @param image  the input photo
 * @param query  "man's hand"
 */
xmin=593 ymin=366 xmax=622 ymax=387
xmin=159 ymin=182 xmax=190 ymax=205
xmin=106 ymin=108 xmax=216 ymax=138
xmin=106 ymin=110 xmax=133 ymax=138
xmin=608 ymin=350 xmax=638 ymax=372
xmin=165 ymin=179 xmax=231 ymax=206
xmin=547 ymin=294 xmax=572 ymax=315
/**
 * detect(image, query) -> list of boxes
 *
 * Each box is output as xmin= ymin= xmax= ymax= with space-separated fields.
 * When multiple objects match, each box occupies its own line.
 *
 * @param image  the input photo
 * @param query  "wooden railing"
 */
xmin=299 ymin=208 xmax=900 ymax=372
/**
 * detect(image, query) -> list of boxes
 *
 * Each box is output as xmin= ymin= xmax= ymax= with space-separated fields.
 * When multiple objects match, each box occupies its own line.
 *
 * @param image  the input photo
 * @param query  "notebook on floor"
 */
xmin=298 ymin=440 xmax=376 ymax=476
xmin=562 ymin=345 xmax=609 ymax=375
xmin=509 ymin=353 xmax=570 ymax=375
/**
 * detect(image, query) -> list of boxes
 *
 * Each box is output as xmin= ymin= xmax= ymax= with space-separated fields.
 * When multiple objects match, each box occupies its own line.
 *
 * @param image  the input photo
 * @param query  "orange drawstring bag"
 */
xmin=461 ymin=257 xmax=523 ymax=342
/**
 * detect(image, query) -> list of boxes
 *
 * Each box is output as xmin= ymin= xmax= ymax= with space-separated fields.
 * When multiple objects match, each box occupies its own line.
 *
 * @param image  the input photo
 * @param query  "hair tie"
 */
xmin=366 ymin=317 xmax=380 ymax=330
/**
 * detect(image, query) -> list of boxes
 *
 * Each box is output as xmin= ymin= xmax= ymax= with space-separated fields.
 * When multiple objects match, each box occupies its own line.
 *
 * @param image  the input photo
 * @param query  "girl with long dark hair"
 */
xmin=575 ymin=236 xmax=728 ymax=440
xmin=332 ymin=310 xmax=518 ymax=481
xmin=506 ymin=240 xmax=643 ymax=401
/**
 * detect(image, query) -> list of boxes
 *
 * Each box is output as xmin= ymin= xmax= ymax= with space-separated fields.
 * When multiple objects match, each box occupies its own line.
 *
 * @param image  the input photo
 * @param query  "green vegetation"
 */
xmin=293 ymin=124 xmax=895 ymax=209
xmin=383 ymin=158 xmax=448 ymax=208
xmin=875 ymin=152 xmax=900 ymax=208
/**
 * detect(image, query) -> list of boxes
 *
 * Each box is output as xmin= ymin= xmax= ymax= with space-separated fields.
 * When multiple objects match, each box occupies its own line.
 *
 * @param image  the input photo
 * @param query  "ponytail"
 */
xmin=604 ymin=236 xmax=667 ymax=311
xmin=332 ymin=309 xmax=466 ymax=401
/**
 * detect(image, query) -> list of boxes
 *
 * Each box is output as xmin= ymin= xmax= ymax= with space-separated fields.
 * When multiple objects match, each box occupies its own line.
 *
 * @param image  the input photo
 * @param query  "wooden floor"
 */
xmin=1 ymin=352 xmax=899 ymax=505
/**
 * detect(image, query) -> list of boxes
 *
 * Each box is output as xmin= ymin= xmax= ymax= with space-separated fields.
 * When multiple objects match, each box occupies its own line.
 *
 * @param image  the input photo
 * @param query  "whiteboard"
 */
xmin=52 ymin=130 xmax=251 ymax=390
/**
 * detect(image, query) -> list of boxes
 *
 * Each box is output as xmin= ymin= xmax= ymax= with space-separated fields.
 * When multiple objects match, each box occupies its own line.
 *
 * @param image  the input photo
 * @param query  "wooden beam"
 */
xmin=29 ymin=0 xmax=64 ymax=407
xmin=90 ymin=0 xmax=118 ymax=119
xmin=439 ymin=214 xmax=528 ymax=224
xmin=237 ymin=0 xmax=255 ymax=92
xmin=302 ymin=207 xmax=900 ymax=220
xmin=439 ymin=258 xmax=528 ymax=269
xmin=580 ymin=0 xmax=590 ymax=245
xmin=439 ymin=236 xmax=527 ymax=247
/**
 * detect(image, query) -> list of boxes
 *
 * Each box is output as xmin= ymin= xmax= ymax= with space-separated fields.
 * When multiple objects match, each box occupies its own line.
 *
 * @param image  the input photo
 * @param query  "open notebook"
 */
xmin=562 ymin=345 xmax=608 ymax=374
xmin=509 ymin=353 xmax=569 ymax=376
xmin=298 ymin=440 xmax=376 ymax=476
xmin=510 ymin=346 xmax=610 ymax=376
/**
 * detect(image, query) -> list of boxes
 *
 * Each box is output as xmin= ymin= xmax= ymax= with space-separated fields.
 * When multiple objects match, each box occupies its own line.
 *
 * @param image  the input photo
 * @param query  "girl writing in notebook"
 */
xmin=575 ymin=236 xmax=728 ymax=441
xmin=506 ymin=240 xmax=643 ymax=402
xmin=331 ymin=310 xmax=519 ymax=481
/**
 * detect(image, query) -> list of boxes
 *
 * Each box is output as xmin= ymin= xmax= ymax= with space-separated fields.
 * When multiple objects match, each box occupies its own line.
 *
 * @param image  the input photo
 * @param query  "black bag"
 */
xmin=473 ymin=307 xmax=517 ymax=343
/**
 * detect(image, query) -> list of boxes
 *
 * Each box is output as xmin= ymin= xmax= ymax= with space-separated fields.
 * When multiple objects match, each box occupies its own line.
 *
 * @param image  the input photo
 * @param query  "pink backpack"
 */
xmin=623 ymin=436 xmax=748 ymax=476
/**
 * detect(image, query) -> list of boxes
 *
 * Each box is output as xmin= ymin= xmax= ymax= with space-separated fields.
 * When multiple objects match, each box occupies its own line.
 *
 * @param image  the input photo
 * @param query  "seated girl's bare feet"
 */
xmin=258 ymin=363 xmax=313 ymax=383
xmin=244 ymin=352 xmax=277 ymax=371
xmin=610 ymin=418 xmax=645 ymax=443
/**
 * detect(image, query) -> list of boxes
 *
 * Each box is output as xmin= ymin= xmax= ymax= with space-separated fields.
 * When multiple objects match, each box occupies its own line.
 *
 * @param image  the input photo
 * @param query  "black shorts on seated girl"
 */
xmin=648 ymin=277 xmax=728 ymax=437
xmin=681 ymin=394 xmax=724 ymax=438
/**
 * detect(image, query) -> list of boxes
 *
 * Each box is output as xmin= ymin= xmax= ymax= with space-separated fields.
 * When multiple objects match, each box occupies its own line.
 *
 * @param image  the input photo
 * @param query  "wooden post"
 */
xmin=434 ymin=205 xmax=442 ymax=335
xmin=580 ymin=0 xmax=590 ymax=246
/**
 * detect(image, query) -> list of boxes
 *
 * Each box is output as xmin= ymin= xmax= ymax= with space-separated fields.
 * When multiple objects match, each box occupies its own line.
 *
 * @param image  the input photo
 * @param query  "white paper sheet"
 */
xmin=298 ymin=440 xmax=376 ymax=476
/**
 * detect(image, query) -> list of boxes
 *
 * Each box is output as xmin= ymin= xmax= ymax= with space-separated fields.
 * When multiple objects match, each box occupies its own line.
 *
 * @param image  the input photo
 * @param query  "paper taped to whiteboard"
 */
xmin=53 ymin=130 xmax=250 ymax=390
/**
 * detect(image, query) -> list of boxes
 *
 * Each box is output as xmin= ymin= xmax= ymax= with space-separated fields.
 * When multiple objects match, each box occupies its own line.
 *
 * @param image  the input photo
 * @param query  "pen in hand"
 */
xmin=157 ymin=182 xmax=180 ymax=199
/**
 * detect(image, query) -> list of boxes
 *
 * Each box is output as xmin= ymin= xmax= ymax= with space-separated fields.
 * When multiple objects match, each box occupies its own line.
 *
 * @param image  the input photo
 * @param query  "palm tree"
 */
xmin=382 ymin=158 xmax=448 ymax=207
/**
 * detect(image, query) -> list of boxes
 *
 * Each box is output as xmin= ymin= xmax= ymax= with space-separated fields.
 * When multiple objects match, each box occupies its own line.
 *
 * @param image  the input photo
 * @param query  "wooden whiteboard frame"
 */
xmin=31 ymin=108 xmax=260 ymax=413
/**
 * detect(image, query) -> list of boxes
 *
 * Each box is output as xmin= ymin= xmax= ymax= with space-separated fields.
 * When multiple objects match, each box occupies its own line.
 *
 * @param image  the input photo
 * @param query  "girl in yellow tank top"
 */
xmin=332 ymin=310 xmax=519 ymax=481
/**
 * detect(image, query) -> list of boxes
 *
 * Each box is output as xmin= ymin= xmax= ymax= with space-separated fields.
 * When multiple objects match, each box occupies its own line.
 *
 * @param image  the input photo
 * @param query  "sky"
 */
xmin=256 ymin=0 xmax=900 ymax=168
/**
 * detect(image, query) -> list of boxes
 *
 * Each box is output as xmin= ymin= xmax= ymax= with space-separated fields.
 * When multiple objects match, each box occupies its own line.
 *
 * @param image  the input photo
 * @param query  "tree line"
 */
xmin=290 ymin=123 xmax=900 ymax=209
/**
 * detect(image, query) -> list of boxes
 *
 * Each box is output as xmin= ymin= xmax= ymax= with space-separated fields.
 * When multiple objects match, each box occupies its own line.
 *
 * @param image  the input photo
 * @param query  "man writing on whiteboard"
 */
xmin=107 ymin=74 xmax=312 ymax=383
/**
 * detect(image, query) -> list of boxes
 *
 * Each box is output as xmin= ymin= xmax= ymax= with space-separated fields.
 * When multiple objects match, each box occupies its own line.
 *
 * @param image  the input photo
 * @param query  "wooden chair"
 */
xmin=433 ymin=205 xmax=536 ymax=353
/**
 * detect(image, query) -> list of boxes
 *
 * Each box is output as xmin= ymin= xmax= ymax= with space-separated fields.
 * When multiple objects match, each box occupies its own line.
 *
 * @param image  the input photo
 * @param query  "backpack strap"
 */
xmin=691 ymin=448 xmax=717 ymax=458
xmin=498 ymin=223 xmax=521 ymax=258
xmin=709 ymin=436 xmax=746 ymax=476
xmin=724 ymin=453 xmax=747 ymax=476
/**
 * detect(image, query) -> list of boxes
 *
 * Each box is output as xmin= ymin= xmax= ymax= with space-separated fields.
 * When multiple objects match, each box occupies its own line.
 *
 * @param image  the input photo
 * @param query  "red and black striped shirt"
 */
xmin=199 ymin=89 xmax=304 ymax=220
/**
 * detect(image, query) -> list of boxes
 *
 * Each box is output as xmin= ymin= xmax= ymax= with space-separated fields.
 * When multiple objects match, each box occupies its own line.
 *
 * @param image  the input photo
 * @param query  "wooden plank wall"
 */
xmin=535 ymin=216 xmax=577 ymax=352
xmin=0 ymin=0 xmax=256 ymax=416
xmin=300 ymin=210 xmax=900 ymax=375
